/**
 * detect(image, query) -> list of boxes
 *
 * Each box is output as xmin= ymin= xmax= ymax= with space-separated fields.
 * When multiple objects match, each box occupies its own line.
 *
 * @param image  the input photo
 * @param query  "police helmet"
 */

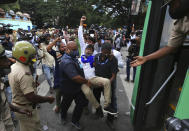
xmin=12 ymin=41 xmax=36 ymax=64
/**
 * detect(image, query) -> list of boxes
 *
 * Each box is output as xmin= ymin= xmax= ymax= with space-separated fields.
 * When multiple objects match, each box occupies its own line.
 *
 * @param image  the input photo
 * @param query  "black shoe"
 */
xmin=71 ymin=121 xmax=82 ymax=130
xmin=131 ymin=80 xmax=134 ymax=83
xmin=95 ymin=106 xmax=104 ymax=118
xmin=125 ymin=78 xmax=130 ymax=82
xmin=103 ymin=106 xmax=117 ymax=115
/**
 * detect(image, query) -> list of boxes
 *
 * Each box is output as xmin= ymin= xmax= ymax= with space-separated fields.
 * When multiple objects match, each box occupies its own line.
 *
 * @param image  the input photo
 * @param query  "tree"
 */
xmin=18 ymin=0 xmax=132 ymax=28
xmin=89 ymin=0 xmax=132 ymax=27
xmin=0 ymin=0 xmax=20 ymax=11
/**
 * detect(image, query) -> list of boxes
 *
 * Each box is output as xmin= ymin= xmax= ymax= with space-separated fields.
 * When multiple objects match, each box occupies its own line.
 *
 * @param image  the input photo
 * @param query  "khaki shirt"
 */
xmin=168 ymin=14 xmax=189 ymax=47
xmin=38 ymin=43 xmax=55 ymax=67
xmin=8 ymin=61 xmax=36 ymax=105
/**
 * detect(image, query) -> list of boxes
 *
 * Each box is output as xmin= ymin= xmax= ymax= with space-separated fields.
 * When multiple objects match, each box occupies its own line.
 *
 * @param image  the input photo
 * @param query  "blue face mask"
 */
xmin=69 ymin=50 xmax=79 ymax=58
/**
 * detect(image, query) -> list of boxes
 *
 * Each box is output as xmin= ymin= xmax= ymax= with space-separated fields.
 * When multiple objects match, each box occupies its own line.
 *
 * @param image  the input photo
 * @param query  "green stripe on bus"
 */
xmin=130 ymin=1 xmax=152 ymax=123
xmin=174 ymin=68 xmax=189 ymax=119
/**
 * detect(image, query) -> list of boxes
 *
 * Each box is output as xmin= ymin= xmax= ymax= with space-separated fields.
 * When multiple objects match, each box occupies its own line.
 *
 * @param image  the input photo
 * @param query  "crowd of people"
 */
xmin=0 ymin=14 xmax=141 ymax=131
xmin=1 ymin=0 xmax=189 ymax=130
xmin=0 ymin=8 xmax=31 ymax=21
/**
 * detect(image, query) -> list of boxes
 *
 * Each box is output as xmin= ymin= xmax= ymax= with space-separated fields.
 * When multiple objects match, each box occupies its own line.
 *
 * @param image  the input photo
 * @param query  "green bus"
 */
xmin=130 ymin=0 xmax=189 ymax=131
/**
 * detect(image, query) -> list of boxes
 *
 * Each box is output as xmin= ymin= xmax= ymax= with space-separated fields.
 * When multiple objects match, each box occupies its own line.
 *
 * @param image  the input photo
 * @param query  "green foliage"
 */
xmin=0 ymin=0 xmax=20 ymax=11
xmin=18 ymin=0 xmax=132 ymax=28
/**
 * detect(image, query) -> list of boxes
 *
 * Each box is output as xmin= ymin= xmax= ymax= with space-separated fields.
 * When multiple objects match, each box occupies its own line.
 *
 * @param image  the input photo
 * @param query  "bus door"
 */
xmin=130 ymin=0 xmax=189 ymax=130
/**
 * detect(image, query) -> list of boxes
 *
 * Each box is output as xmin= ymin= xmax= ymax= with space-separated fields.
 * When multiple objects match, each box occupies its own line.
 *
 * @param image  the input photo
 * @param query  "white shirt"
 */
xmin=61 ymin=39 xmax=66 ymax=45
xmin=115 ymin=37 xmax=121 ymax=49
xmin=78 ymin=26 xmax=97 ymax=56
xmin=112 ymin=49 xmax=124 ymax=68
xmin=5 ymin=50 xmax=12 ymax=58
xmin=131 ymin=35 xmax=136 ymax=40
xmin=94 ymin=42 xmax=101 ymax=53
xmin=78 ymin=58 xmax=96 ymax=80
xmin=128 ymin=35 xmax=136 ymax=48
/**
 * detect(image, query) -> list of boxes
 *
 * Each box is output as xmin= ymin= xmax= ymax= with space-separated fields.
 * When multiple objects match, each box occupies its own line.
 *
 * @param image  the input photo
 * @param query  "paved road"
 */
xmin=16 ymin=47 xmax=134 ymax=131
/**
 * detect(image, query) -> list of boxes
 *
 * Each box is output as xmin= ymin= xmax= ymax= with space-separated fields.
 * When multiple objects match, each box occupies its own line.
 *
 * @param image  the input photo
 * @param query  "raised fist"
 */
xmin=81 ymin=16 xmax=86 ymax=22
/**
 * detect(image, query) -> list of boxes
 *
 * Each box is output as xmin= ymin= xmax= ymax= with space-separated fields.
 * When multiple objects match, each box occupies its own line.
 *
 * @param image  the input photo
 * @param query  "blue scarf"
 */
xmin=81 ymin=55 xmax=94 ymax=68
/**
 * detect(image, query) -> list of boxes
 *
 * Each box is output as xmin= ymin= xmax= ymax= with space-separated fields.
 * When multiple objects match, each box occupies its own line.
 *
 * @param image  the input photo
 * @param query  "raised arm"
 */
xmin=46 ymin=37 xmax=61 ymax=52
xmin=78 ymin=16 xmax=87 ymax=55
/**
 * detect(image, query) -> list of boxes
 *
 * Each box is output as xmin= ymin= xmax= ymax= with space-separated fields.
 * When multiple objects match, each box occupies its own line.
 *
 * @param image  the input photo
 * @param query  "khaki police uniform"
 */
xmin=168 ymin=14 xmax=189 ymax=47
xmin=8 ymin=61 xmax=42 ymax=131
xmin=0 ymin=81 xmax=14 ymax=131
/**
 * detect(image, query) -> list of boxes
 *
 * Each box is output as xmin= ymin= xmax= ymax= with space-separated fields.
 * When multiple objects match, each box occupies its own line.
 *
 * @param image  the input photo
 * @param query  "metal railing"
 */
xmin=146 ymin=63 xmax=177 ymax=106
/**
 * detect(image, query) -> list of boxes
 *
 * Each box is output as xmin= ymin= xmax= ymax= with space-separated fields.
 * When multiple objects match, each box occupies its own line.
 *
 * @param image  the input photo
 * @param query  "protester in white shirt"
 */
xmin=114 ymin=34 xmax=121 ymax=51
xmin=78 ymin=16 xmax=97 ymax=56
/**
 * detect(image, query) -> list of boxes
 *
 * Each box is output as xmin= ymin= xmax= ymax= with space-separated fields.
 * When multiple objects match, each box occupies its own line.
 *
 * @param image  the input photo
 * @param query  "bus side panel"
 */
xmin=174 ymin=63 xmax=189 ymax=119
xmin=132 ymin=0 xmax=168 ymax=130
xmin=130 ymin=0 xmax=152 ymax=123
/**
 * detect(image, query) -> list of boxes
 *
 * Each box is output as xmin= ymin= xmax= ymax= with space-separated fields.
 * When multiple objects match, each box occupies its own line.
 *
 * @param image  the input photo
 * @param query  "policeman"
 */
xmin=131 ymin=0 xmax=189 ymax=67
xmin=0 ymin=44 xmax=32 ymax=131
xmin=8 ymin=41 xmax=55 ymax=131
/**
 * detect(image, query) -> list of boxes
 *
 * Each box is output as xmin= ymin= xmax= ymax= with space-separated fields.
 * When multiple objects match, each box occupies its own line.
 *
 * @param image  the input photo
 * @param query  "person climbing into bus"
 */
xmin=131 ymin=0 xmax=189 ymax=67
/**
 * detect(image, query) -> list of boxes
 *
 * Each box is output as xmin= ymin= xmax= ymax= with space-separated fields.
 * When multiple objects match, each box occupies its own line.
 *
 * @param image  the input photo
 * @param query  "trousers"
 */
xmin=42 ymin=64 xmax=54 ymax=88
xmin=81 ymin=77 xmax=111 ymax=109
xmin=0 ymin=102 xmax=14 ymax=131
xmin=60 ymin=90 xmax=88 ymax=123
xmin=14 ymin=104 xmax=42 ymax=131
xmin=126 ymin=58 xmax=136 ymax=81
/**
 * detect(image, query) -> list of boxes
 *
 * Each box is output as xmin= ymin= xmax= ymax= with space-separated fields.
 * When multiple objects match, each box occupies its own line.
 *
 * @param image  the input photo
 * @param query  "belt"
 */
xmin=13 ymin=102 xmax=36 ymax=109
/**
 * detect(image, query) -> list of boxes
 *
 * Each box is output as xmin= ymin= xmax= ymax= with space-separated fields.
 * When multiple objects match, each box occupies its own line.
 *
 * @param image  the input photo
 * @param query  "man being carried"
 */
xmin=78 ymin=16 xmax=117 ymax=116
xmin=79 ymin=44 xmax=117 ymax=117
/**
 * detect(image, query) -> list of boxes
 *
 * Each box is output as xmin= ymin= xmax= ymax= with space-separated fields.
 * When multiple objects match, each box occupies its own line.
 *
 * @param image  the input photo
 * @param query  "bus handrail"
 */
xmin=145 ymin=63 xmax=177 ymax=106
